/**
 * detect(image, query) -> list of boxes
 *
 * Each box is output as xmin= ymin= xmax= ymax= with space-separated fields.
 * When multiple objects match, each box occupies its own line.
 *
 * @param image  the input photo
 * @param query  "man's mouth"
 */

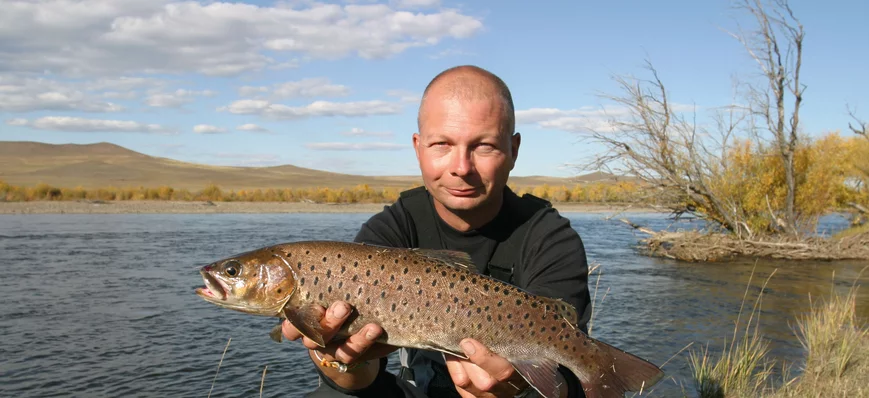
xmin=196 ymin=270 xmax=226 ymax=301
xmin=446 ymin=187 xmax=479 ymax=197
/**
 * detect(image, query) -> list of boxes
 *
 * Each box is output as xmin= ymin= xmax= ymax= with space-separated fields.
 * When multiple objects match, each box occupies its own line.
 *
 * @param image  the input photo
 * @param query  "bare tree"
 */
xmin=728 ymin=0 xmax=805 ymax=236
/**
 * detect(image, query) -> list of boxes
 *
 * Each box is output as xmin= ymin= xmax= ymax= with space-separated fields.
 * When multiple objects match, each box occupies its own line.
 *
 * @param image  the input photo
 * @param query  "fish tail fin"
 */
xmin=566 ymin=337 xmax=665 ymax=398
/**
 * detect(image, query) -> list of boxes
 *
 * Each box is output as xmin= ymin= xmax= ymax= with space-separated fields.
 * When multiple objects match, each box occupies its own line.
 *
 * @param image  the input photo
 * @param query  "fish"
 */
xmin=195 ymin=240 xmax=665 ymax=398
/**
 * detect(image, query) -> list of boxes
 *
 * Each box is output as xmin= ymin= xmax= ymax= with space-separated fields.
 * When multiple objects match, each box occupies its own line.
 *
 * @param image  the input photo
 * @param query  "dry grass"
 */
xmin=688 ymin=266 xmax=869 ymax=398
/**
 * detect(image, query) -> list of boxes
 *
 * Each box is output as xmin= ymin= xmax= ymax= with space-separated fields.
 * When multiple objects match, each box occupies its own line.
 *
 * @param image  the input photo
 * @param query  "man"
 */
xmin=283 ymin=65 xmax=592 ymax=398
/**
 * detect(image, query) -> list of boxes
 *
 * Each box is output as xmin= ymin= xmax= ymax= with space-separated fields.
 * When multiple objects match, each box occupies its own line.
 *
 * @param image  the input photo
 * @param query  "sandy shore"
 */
xmin=0 ymin=200 xmax=662 ymax=215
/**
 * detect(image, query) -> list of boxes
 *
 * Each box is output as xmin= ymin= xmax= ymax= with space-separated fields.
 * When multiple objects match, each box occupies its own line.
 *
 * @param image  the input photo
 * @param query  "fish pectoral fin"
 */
xmin=269 ymin=323 xmax=284 ymax=343
xmin=283 ymin=305 xmax=326 ymax=347
xmin=414 ymin=249 xmax=473 ymax=269
xmin=512 ymin=358 xmax=561 ymax=398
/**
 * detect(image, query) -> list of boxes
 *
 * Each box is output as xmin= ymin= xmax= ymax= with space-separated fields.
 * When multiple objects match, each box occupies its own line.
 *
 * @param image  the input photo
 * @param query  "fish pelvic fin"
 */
xmin=269 ymin=323 xmax=284 ymax=343
xmin=571 ymin=338 xmax=665 ymax=398
xmin=412 ymin=248 xmax=473 ymax=269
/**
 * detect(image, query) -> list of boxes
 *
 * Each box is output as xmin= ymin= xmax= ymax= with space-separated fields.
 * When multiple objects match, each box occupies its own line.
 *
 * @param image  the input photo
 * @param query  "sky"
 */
xmin=1 ymin=0 xmax=867 ymax=177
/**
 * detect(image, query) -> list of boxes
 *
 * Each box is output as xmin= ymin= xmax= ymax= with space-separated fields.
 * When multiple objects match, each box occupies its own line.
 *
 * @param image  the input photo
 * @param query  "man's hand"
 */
xmin=444 ymin=338 xmax=533 ymax=398
xmin=281 ymin=301 xmax=398 ymax=390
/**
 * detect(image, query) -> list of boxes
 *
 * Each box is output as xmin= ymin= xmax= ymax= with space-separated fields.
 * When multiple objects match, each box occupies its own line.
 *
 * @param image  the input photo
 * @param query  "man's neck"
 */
xmin=432 ymin=192 xmax=504 ymax=232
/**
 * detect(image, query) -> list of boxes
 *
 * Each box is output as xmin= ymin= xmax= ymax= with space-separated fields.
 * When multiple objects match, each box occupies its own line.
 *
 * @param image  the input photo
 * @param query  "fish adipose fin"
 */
xmin=283 ymin=305 xmax=327 ymax=347
xmin=574 ymin=339 xmax=665 ymax=398
xmin=512 ymin=358 xmax=561 ymax=398
xmin=413 ymin=249 xmax=474 ymax=269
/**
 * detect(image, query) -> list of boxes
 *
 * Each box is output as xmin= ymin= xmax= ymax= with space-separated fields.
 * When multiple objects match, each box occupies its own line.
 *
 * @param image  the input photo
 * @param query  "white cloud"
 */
xmin=238 ymin=78 xmax=350 ymax=100
xmin=386 ymin=89 xmax=421 ymax=104
xmin=0 ymin=1 xmax=483 ymax=77
xmin=145 ymin=89 xmax=218 ymax=108
xmin=305 ymin=142 xmax=406 ymax=151
xmin=239 ymin=85 xmax=270 ymax=97
xmin=237 ymin=123 xmax=270 ymax=133
xmin=340 ymin=127 xmax=393 ymax=137
xmin=193 ymin=124 xmax=227 ymax=134
xmin=0 ymin=75 xmax=125 ymax=113
xmin=7 ymin=116 xmax=175 ymax=134
xmin=516 ymin=104 xmax=699 ymax=133
xmin=390 ymin=0 xmax=441 ymax=9
xmin=220 ymin=99 xmax=403 ymax=119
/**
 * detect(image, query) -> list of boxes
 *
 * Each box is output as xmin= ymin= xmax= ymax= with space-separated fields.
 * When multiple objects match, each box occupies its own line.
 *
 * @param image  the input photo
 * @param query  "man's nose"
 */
xmin=449 ymin=148 xmax=474 ymax=177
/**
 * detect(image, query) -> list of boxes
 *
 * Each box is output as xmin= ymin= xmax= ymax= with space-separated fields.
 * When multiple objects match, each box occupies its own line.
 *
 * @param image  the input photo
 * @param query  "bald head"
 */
xmin=417 ymin=65 xmax=515 ymax=136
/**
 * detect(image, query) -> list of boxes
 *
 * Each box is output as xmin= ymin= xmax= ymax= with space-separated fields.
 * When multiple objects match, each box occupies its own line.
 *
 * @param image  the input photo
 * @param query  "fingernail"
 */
xmin=461 ymin=340 xmax=476 ymax=356
xmin=331 ymin=302 xmax=349 ymax=319
xmin=365 ymin=326 xmax=377 ymax=340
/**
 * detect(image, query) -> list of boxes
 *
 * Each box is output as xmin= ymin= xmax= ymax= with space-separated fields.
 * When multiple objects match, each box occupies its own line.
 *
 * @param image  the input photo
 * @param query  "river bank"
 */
xmin=0 ymin=200 xmax=663 ymax=215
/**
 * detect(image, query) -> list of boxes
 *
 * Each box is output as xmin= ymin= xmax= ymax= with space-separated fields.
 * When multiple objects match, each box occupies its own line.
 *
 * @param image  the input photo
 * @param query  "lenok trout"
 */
xmin=195 ymin=241 xmax=664 ymax=398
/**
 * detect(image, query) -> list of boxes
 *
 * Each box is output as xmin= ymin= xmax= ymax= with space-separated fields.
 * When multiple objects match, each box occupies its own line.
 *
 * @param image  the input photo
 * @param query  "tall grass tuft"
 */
xmin=688 ymin=266 xmax=777 ymax=398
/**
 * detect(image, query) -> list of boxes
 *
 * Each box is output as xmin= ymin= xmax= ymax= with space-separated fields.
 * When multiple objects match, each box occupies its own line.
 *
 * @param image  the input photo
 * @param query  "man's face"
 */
xmin=413 ymin=94 xmax=519 ymax=214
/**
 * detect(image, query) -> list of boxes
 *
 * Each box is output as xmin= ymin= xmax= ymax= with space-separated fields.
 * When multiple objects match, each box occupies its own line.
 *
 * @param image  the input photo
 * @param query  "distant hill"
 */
xmin=0 ymin=141 xmax=631 ymax=191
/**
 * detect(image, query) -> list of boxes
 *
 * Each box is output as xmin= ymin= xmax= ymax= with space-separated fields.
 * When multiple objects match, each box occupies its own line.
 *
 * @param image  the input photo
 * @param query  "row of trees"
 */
xmin=581 ymin=0 xmax=868 ymax=239
xmin=0 ymin=180 xmax=653 ymax=205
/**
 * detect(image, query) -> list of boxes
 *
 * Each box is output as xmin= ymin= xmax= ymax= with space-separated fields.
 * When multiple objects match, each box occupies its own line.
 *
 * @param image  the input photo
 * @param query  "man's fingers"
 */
xmin=444 ymin=354 xmax=473 ymax=390
xmin=281 ymin=319 xmax=302 ymax=341
xmin=460 ymin=339 xmax=516 ymax=383
xmin=333 ymin=324 xmax=382 ymax=363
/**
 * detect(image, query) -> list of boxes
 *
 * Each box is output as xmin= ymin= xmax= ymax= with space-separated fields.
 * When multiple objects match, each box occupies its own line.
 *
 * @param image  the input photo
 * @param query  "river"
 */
xmin=1 ymin=211 xmax=866 ymax=397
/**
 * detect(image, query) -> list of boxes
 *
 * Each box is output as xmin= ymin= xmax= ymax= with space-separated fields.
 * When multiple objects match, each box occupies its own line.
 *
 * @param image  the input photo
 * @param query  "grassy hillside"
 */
xmin=0 ymin=141 xmax=623 ymax=191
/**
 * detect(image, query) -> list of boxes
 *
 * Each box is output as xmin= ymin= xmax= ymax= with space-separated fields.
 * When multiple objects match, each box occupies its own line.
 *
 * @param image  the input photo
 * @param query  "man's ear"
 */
xmin=412 ymin=133 xmax=421 ymax=161
xmin=511 ymin=132 xmax=521 ymax=161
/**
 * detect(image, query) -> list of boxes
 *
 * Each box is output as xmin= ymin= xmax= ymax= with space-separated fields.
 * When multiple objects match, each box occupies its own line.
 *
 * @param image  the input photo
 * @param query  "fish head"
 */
xmin=196 ymin=248 xmax=296 ymax=316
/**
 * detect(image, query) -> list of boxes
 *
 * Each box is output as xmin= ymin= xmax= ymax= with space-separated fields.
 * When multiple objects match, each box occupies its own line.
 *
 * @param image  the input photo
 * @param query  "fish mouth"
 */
xmin=196 ymin=270 xmax=227 ymax=301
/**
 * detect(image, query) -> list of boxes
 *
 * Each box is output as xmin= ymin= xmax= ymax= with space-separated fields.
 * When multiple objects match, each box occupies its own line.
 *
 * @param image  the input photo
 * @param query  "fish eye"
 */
xmin=224 ymin=261 xmax=242 ymax=277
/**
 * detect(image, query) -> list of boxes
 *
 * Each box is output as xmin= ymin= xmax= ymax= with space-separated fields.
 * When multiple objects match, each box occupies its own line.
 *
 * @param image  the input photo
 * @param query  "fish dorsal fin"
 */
xmin=538 ymin=297 xmax=579 ymax=326
xmin=283 ymin=305 xmax=326 ymax=347
xmin=513 ymin=358 xmax=561 ymax=398
xmin=413 ymin=249 xmax=473 ymax=269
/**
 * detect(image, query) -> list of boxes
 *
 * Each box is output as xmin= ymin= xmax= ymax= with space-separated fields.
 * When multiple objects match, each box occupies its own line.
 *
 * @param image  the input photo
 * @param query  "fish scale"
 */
xmin=196 ymin=241 xmax=664 ymax=398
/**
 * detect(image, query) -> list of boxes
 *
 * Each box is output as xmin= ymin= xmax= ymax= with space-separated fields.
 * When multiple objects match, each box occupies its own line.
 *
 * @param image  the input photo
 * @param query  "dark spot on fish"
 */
xmin=498 ymin=314 xmax=502 ymax=321
xmin=366 ymin=270 xmax=371 ymax=277
xmin=409 ymin=313 xmax=414 ymax=320
xmin=415 ymin=278 xmax=420 ymax=284
xmin=357 ymin=287 xmax=363 ymax=295
xmin=413 ymin=260 xmax=418 ymax=264
xmin=437 ymin=293 xmax=442 ymax=299
xmin=431 ymin=280 xmax=437 ymax=287
xmin=287 ymin=252 xmax=292 ymax=257
xmin=561 ymin=322 xmax=567 ymax=329
xmin=341 ymin=265 xmax=346 ymax=273
xmin=277 ymin=288 xmax=282 ymax=294
xmin=494 ymin=286 xmax=500 ymax=292
xmin=451 ymin=273 xmax=456 ymax=278
xmin=373 ymin=279 xmax=379 ymax=286
xmin=468 ymin=299 xmax=474 ymax=306
xmin=524 ymin=313 xmax=529 ymax=319
xmin=297 ymin=261 xmax=302 ymax=269
xmin=434 ymin=316 xmax=438 ymax=322
xmin=425 ymin=301 xmax=430 ymax=307
xmin=450 ymin=321 xmax=455 ymax=329
xmin=441 ymin=271 xmax=447 ymax=277
xmin=394 ymin=259 xmax=399 ymax=264
xmin=345 ymin=293 xmax=351 ymax=301
xmin=484 ymin=306 xmax=489 ymax=311
xmin=352 ymin=275 xmax=358 ymax=282
xmin=305 ymin=292 xmax=310 ymax=299
xmin=380 ymin=265 xmax=385 ymax=270
xmin=573 ymin=347 xmax=577 ymax=352
xmin=310 ymin=265 xmax=315 ymax=271
xmin=530 ymin=331 xmax=535 ymax=336
xmin=328 ymin=286 xmax=332 ymax=293
xmin=507 ymin=314 xmax=512 ymax=319
xmin=551 ymin=326 xmax=557 ymax=332
xmin=318 ymin=293 xmax=323 ymax=300
xmin=314 ymin=276 xmax=319 ymax=285
xmin=390 ymin=275 xmax=395 ymax=282
xmin=509 ymin=324 xmax=514 ymax=330
xmin=483 ymin=284 xmax=489 ymax=291
xmin=354 ymin=261 xmax=358 ymax=267
xmin=564 ymin=345 xmax=569 ymax=350
xmin=531 ymin=302 xmax=538 ymax=308
xmin=417 ymin=289 xmax=423 ymax=295
xmin=322 ymin=257 xmax=327 ymax=262
xmin=516 ymin=299 xmax=522 ymax=306
xmin=503 ymin=289 xmax=509 ymax=296
xmin=326 ymin=269 xmax=332 ymax=278
xmin=453 ymin=297 xmax=459 ymax=303
xmin=449 ymin=282 xmax=455 ymax=289
xmin=446 ymin=306 xmax=450 ymax=313
xmin=529 ymin=321 xmax=534 ymax=327
xmin=545 ymin=304 xmax=550 ymax=311
xmin=554 ymin=314 xmax=560 ymax=320
xmin=306 ymin=250 xmax=310 ymax=254
xmin=381 ymin=291 xmax=386 ymax=299
xmin=391 ymin=303 xmax=396 ymax=312
xmin=403 ymin=267 xmax=408 ymax=274
xmin=397 ymin=285 xmax=403 ymax=291
xmin=300 ymin=278 xmax=305 ymax=286
xmin=337 ymin=253 xmax=342 ymax=259
xmin=486 ymin=314 xmax=491 ymax=322
xmin=425 ymin=267 xmax=431 ymax=273
xmin=476 ymin=323 xmax=481 ymax=330
xmin=338 ymin=281 xmax=344 ymax=288
xmin=466 ymin=310 xmax=472 ymax=317
xmin=367 ymin=254 xmax=372 ymax=259
xmin=463 ymin=287 xmax=469 ymax=294
xmin=366 ymin=298 xmax=371 ymax=304
xmin=476 ymin=307 xmax=482 ymax=314
xmin=471 ymin=277 xmax=476 ymax=284
xmin=460 ymin=275 xmax=466 ymax=281
xmin=583 ymin=341 xmax=588 ymax=346
xmin=462 ymin=327 xmax=467 ymax=333
xmin=542 ymin=327 xmax=547 ymax=333
xmin=497 ymin=301 xmax=503 ymax=307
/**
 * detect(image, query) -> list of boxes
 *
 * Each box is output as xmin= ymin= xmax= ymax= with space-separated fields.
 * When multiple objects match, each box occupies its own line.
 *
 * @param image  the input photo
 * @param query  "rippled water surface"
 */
xmin=1 ymin=212 xmax=866 ymax=397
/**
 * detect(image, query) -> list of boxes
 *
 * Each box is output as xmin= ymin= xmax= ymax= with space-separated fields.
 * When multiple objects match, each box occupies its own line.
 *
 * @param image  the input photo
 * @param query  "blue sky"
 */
xmin=1 ymin=0 xmax=867 ymax=177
